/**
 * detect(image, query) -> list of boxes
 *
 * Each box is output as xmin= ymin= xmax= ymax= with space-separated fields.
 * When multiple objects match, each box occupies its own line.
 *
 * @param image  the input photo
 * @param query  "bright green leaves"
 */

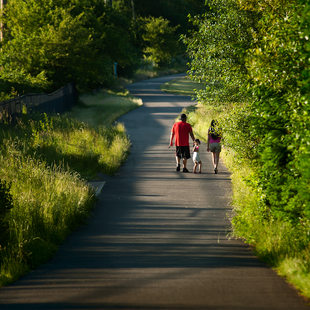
xmin=183 ymin=0 xmax=256 ymax=103
xmin=0 ymin=0 xmax=141 ymax=94
xmin=142 ymin=16 xmax=180 ymax=67
xmin=185 ymin=0 xmax=310 ymax=224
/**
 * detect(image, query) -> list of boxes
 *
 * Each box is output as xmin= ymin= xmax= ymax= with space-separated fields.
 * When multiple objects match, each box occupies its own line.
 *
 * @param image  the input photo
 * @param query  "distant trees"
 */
xmin=0 ymin=0 xmax=138 ymax=94
xmin=141 ymin=17 xmax=180 ymax=67
xmin=0 ymin=0 xmax=204 ymax=97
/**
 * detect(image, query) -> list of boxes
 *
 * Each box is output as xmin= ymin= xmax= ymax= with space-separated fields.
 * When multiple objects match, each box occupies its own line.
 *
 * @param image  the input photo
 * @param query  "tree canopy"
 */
xmin=0 ymin=0 xmax=204 ymax=95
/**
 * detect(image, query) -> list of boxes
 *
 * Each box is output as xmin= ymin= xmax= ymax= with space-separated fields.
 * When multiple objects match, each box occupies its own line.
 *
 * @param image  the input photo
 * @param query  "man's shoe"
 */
xmin=176 ymin=165 xmax=180 ymax=171
xmin=183 ymin=168 xmax=189 ymax=173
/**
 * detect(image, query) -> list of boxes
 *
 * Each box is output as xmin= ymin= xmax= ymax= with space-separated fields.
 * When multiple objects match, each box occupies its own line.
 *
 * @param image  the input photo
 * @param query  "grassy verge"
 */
xmin=160 ymin=76 xmax=205 ymax=96
xmin=131 ymin=58 xmax=187 ymax=82
xmin=0 ymin=89 xmax=141 ymax=286
xmin=161 ymin=77 xmax=310 ymax=300
xmin=69 ymin=89 xmax=142 ymax=128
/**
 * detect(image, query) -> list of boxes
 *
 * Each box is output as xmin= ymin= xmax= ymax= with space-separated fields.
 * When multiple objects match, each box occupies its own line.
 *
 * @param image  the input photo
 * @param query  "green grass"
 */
xmin=160 ymin=76 xmax=205 ymax=96
xmin=69 ymin=89 xmax=142 ymax=128
xmin=161 ymin=77 xmax=310 ymax=300
xmin=132 ymin=58 xmax=187 ymax=82
xmin=0 ymin=119 xmax=95 ymax=285
xmin=0 ymin=88 xmax=141 ymax=286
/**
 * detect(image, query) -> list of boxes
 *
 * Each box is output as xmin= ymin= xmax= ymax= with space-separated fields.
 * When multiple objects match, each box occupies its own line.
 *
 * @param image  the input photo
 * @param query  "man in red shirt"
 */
xmin=169 ymin=113 xmax=195 ymax=172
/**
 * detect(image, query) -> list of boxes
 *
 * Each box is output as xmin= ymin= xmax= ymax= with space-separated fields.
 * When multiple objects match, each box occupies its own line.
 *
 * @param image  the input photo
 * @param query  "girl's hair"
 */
xmin=194 ymin=139 xmax=201 ymax=144
xmin=209 ymin=119 xmax=221 ymax=139
xmin=211 ymin=119 xmax=218 ymax=127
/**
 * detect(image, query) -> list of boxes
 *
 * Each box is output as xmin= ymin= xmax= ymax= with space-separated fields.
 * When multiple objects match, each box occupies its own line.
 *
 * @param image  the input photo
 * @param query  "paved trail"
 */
xmin=0 ymin=75 xmax=308 ymax=310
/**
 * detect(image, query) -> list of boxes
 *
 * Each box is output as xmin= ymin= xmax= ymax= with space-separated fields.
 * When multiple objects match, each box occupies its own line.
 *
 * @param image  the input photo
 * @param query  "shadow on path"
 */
xmin=0 ymin=74 xmax=308 ymax=310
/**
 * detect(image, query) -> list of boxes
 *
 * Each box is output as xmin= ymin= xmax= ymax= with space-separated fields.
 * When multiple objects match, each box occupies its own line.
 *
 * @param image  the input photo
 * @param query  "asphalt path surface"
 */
xmin=0 ymin=74 xmax=308 ymax=310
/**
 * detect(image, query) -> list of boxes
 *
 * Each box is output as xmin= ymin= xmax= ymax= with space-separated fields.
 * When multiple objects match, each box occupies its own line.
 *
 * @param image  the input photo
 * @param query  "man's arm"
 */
xmin=190 ymin=130 xmax=195 ymax=142
xmin=169 ymin=131 xmax=175 ymax=147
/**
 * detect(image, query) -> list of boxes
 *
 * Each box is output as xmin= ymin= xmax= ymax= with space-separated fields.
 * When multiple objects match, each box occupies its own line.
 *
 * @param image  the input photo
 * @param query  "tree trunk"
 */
xmin=131 ymin=0 xmax=136 ymax=20
xmin=0 ymin=0 xmax=4 ymax=41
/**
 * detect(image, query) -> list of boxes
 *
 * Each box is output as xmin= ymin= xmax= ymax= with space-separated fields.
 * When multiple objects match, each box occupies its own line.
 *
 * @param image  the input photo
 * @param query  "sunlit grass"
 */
xmin=160 ymin=76 xmax=205 ymax=96
xmin=69 ymin=89 xmax=142 ymax=128
xmin=277 ymin=256 xmax=310 ymax=298
xmin=0 ymin=86 xmax=140 ymax=285
xmin=133 ymin=58 xmax=187 ymax=82
xmin=0 ymin=130 xmax=95 ymax=285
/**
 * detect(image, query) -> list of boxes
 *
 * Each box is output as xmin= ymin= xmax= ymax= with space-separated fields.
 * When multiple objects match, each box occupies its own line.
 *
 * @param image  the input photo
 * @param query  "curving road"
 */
xmin=0 ymin=75 xmax=308 ymax=310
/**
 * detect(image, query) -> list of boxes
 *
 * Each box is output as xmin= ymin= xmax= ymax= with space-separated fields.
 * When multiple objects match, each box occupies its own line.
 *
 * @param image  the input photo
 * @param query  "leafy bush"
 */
xmin=184 ymin=0 xmax=310 ymax=297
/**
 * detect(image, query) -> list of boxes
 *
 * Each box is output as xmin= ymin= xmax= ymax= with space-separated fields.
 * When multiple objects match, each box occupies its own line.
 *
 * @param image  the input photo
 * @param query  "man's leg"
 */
xmin=182 ymin=146 xmax=190 ymax=172
xmin=175 ymin=147 xmax=181 ymax=171
xmin=183 ymin=158 xmax=187 ymax=169
xmin=182 ymin=158 xmax=190 ymax=172
xmin=175 ymin=156 xmax=181 ymax=171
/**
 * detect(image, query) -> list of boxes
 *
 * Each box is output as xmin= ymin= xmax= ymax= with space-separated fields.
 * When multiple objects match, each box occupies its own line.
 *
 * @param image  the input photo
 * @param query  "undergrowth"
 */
xmin=0 ymin=110 xmax=131 ymax=285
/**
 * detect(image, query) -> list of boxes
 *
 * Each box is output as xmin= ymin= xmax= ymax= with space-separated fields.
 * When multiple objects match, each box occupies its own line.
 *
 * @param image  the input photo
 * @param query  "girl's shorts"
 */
xmin=210 ymin=143 xmax=221 ymax=153
xmin=192 ymin=152 xmax=201 ymax=163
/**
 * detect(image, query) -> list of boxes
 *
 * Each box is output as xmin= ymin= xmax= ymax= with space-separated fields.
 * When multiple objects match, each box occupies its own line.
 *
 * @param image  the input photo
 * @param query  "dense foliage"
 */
xmin=142 ymin=17 xmax=180 ymax=66
xmin=184 ymin=0 xmax=310 ymax=295
xmin=133 ymin=0 xmax=205 ymax=34
xmin=0 ymin=0 xmax=136 ymax=93
xmin=0 ymin=0 xmax=204 ymax=97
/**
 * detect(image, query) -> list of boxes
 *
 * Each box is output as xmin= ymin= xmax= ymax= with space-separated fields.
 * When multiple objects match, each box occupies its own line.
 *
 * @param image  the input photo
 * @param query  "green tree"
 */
xmin=0 ymin=0 xmax=141 ymax=94
xmin=183 ymin=0 xmax=256 ymax=103
xmin=185 ymin=0 xmax=310 ymax=226
xmin=133 ymin=0 xmax=205 ymax=34
xmin=142 ymin=16 xmax=179 ymax=67
xmin=0 ymin=0 xmax=96 ymax=92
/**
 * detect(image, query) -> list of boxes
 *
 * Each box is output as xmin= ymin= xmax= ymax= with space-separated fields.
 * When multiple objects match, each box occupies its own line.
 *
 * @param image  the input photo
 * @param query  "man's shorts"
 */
xmin=176 ymin=146 xmax=191 ymax=159
xmin=210 ymin=142 xmax=222 ymax=153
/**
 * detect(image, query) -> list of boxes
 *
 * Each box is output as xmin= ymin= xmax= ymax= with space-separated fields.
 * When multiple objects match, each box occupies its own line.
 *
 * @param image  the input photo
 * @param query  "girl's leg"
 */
xmin=198 ymin=161 xmax=202 ymax=173
xmin=193 ymin=162 xmax=198 ymax=173
xmin=215 ymin=152 xmax=220 ymax=169
xmin=211 ymin=152 xmax=216 ymax=169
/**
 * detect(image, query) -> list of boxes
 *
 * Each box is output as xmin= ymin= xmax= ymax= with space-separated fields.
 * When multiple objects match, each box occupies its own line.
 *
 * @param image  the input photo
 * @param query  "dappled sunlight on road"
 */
xmin=0 ymin=74 xmax=307 ymax=310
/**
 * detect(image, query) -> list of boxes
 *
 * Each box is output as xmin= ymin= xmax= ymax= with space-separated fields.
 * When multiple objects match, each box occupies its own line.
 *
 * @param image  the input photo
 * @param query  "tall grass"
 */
xmin=163 ymin=77 xmax=310 ymax=299
xmin=132 ymin=58 xmax=187 ymax=82
xmin=69 ymin=89 xmax=142 ymax=128
xmin=0 ymin=97 xmax=133 ymax=285
xmin=160 ymin=76 xmax=205 ymax=96
xmin=0 ymin=130 xmax=95 ymax=284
